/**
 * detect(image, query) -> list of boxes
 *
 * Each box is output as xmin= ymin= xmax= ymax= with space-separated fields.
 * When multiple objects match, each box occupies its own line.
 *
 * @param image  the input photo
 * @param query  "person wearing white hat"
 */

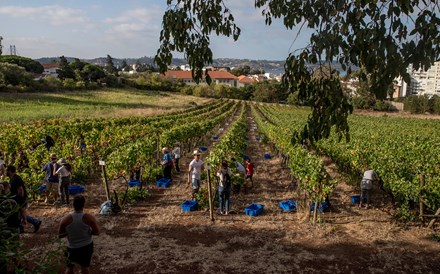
xmin=188 ymin=150 xmax=204 ymax=199
xmin=55 ymin=158 xmax=72 ymax=205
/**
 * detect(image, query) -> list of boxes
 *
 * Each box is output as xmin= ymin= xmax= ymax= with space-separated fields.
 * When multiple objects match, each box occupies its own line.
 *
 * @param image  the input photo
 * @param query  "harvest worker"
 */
xmin=161 ymin=147 xmax=173 ymax=180
xmin=188 ymin=150 xmax=203 ymax=200
xmin=58 ymin=195 xmax=99 ymax=274
xmin=217 ymin=160 xmax=232 ymax=215
xmin=42 ymin=153 xmax=61 ymax=204
xmin=359 ymin=169 xmax=380 ymax=209
xmin=55 ymin=158 xmax=72 ymax=206
xmin=172 ymin=142 xmax=181 ymax=173
xmin=245 ymin=158 xmax=254 ymax=188
xmin=6 ymin=165 xmax=42 ymax=233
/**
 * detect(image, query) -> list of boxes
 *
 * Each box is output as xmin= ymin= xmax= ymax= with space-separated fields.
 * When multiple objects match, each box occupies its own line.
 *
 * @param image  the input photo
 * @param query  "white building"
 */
xmin=42 ymin=64 xmax=59 ymax=78
xmin=408 ymin=61 xmax=440 ymax=96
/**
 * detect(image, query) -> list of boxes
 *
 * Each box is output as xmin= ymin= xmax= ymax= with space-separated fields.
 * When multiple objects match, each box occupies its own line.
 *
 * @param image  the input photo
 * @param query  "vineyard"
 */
xmin=1 ymin=96 xmax=440 ymax=273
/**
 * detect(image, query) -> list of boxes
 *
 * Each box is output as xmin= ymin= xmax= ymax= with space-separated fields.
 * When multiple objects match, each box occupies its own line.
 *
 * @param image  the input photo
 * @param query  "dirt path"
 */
xmin=19 ymin=108 xmax=440 ymax=273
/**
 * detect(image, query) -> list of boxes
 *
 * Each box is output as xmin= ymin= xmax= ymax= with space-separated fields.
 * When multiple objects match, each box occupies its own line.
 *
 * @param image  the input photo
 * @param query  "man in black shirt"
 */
xmin=6 ymin=165 xmax=42 ymax=233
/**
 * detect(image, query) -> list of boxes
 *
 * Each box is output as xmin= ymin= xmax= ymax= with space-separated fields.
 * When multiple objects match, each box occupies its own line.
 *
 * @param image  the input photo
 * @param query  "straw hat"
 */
xmin=193 ymin=150 xmax=200 ymax=156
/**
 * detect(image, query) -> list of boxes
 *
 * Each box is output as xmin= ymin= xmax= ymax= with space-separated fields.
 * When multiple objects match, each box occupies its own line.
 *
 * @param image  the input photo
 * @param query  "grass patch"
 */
xmin=0 ymin=88 xmax=212 ymax=123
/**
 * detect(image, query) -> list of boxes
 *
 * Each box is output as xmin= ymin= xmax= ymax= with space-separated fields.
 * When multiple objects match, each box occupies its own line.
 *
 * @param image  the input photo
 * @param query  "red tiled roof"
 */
xmin=42 ymin=64 xmax=60 ymax=69
xmin=238 ymin=75 xmax=255 ymax=83
xmin=164 ymin=70 xmax=238 ymax=80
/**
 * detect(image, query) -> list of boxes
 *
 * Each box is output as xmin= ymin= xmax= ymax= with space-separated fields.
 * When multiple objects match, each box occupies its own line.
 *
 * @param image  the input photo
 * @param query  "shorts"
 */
xmin=360 ymin=189 xmax=371 ymax=202
xmin=66 ymin=242 xmax=94 ymax=268
xmin=246 ymin=174 xmax=253 ymax=180
xmin=192 ymin=178 xmax=201 ymax=189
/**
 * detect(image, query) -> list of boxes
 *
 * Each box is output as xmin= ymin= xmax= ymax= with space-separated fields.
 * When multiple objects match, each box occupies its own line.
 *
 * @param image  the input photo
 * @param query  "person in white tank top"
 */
xmin=58 ymin=195 xmax=99 ymax=274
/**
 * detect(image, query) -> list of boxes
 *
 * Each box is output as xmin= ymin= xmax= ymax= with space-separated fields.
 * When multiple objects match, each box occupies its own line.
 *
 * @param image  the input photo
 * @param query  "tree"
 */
xmin=155 ymin=0 xmax=440 ymax=142
xmin=0 ymin=55 xmax=43 ymax=73
xmin=0 ymin=62 xmax=33 ymax=87
xmin=121 ymin=59 xmax=130 ymax=72
xmin=83 ymin=64 xmax=106 ymax=82
xmin=105 ymin=54 xmax=118 ymax=75
xmin=57 ymin=56 xmax=74 ymax=80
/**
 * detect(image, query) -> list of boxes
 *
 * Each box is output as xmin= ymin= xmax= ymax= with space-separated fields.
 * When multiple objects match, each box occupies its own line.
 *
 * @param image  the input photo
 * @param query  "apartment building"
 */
xmin=408 ymin=61 xmax=440 ymax=96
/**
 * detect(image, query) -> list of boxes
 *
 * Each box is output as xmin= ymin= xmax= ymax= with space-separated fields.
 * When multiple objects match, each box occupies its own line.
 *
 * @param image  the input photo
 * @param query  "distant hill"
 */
xmin=35 ymin=56 xmax=346 ymax=74
xmin=36 ymin=56 xmax=285 ymax=70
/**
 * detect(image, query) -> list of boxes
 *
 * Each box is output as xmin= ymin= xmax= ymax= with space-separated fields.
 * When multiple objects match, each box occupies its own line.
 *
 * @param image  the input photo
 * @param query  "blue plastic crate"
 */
xmin=128 ymin=179 xmax=141 ymax=188
xmin=264 ymin=153 xmax=271 ymax=159
xmin=351 ymin=195 xmax=367 ymax=204
xmin=181 ymin=200 xmax=198 ymax=212
xmin=69 ymin=185 xmax=85 ymax=195
xmin=310 ymin=202 xmax=329 ymax=213
xmin=156 ymin=178 xmax=171 ymax=188
xmin=199 ymin=146 xmax=208 ymax=152
xmin=256 ymin=136 xmax=261 ymax=141
xmin=38 ymin=184 xmax=47 ymax=194
xmin=245 ymin=203 xmax=264 ymax=216
xmin=280 ymin=200 xmax=297 ymax=212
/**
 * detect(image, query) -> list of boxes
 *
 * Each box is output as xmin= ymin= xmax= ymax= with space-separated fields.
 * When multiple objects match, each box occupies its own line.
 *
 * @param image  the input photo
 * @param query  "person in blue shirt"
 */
xmin=161 ymin=147 xmax=173 ymax=180
xmin=41 ymin=153 xmax=61 ymax=203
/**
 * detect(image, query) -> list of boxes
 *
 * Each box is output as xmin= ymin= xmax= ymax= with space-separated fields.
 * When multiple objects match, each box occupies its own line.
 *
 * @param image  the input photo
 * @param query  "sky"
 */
xmin=0 ymin=0 xmax=311 ymax=61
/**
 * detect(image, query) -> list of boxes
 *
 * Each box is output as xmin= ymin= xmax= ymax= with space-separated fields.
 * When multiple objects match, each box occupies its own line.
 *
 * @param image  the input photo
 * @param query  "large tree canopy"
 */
xmin=0 ymin=55 xmax=44 ymax=74
xmin=155 ymin=0 xmax=440 ymax=142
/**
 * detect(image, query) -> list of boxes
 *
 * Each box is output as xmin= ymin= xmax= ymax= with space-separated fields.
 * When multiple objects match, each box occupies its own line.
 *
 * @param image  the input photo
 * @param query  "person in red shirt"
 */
xmin=245 ymin=159 xmax=254 ymax=188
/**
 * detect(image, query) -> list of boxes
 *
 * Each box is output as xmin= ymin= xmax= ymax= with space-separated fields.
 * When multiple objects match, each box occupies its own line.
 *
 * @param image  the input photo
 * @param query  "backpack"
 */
xmin=223 ymin=172 xmax=231 ymax=188
xmin=99 ymin=200 xmax=113 ymax=215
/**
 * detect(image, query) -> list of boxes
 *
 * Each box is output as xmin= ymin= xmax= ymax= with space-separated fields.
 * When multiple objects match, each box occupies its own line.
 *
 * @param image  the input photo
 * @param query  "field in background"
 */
xmin=0 ymin=88 xmax=212 ymax=123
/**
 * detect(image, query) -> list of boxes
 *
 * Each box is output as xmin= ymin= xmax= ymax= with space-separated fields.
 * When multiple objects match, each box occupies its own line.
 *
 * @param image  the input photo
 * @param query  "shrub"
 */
xmin=404 ymin=95 xmax=432 ymax=114
xmin=351 ymin=95 xmax=376 ymax=109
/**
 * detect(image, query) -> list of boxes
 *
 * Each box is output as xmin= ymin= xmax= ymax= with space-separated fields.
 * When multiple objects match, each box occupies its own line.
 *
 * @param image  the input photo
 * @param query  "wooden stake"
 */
xmin=207 ymin=168 xmax=214 ymax=222
xmin=101 ymin=164 xmax=110 ymax=201
xmin=419 ymin=174 xmax=425 ymax=221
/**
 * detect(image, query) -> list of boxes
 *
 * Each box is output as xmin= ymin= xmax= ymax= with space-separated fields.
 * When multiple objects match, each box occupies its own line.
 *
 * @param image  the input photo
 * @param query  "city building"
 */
xmin=408 ymin=61 xmax=440 ymax=96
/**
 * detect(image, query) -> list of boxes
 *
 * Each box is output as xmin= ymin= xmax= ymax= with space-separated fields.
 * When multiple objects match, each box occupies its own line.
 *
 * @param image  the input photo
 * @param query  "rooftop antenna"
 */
xmin=0 ymin=36 xmax=3 ymax=55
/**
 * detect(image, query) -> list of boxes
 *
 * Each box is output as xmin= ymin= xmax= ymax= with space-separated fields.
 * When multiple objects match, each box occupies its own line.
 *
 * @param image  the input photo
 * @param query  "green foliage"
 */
xmin=119 ymin=187 xmax=150 ymax=205
xmin=0 ymin=55 xmax=43 ymax=73
xmin=403 ymin=95 xmax=440 ymax=114
xmin=252 ymin=80 xmax=287 ymax=103
xmin=104 ymin=55 xmax=118 ymax=75
xmin=0 ymin=63 xmax=34 ymax=88
xmin=155 ymin=0 xmax=241 ymax=84
xmin=57 ymin=56 xmax=74 ymax=80
xmin=156 ymin=0 xmax=440 ymax=142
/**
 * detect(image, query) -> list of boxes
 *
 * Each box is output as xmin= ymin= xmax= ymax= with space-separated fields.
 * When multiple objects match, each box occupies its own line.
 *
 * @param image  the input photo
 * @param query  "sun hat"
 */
xmin=193 ymin=150 xmax=201 ymax=156
xmin=49 ymin=153 xmax=57 ymax=159
xmin=57 ymin=158 xmax=68 ymax=165
xmin=162 ymin=147 xmax=169 ymax=152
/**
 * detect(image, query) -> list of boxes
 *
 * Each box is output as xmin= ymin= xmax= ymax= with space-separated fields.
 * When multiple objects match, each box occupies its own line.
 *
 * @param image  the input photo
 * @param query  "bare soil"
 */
xmin=20 ymin=112 xmax=440 ymax=273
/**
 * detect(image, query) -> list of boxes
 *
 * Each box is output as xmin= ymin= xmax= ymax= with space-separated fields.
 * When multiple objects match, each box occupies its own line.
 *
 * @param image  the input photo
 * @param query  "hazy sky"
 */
xmin=0 ymin=0 xmax=311 ymax=60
